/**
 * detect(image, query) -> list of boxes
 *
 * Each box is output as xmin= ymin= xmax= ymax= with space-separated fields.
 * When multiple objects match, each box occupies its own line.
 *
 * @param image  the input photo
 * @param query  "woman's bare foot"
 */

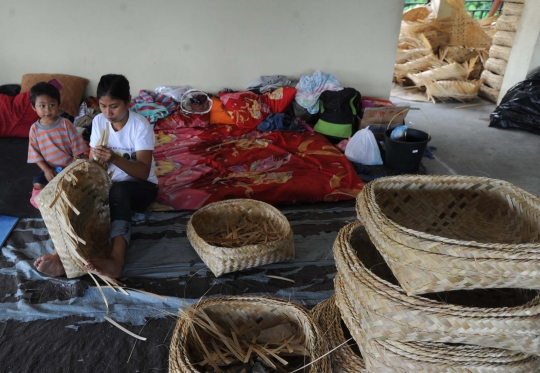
xmin=86 ymin=257 xmax=124 ymax=279
xmin=34 ymin=253 xmax=65 ymax=277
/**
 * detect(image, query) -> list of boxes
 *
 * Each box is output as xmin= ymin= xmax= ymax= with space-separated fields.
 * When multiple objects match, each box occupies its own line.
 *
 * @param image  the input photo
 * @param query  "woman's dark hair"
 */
xmin=97 ymin=74 xmax=130 ymax=102
xmin=30 ymin=82 xmax=61 ymax=107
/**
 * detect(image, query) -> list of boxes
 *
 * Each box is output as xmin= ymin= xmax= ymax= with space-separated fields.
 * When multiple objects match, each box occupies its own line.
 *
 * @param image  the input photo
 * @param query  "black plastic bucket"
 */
xmin=384 ymin=128 xmax=430 ymax=172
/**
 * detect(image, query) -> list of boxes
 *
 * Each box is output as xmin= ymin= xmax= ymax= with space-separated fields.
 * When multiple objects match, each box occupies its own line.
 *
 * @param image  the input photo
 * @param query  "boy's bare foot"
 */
xmin=34 ymin=254 xmax=65 ymax=277
xmin=86 ymin=257 xmax=124 ymax=279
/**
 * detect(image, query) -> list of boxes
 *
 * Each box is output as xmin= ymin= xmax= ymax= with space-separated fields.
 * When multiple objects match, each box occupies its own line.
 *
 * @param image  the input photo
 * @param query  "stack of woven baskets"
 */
xmin=330 ymin=175 xmax=540 ymax=372
xmin=480 ymin=0 xmax=526 ymax=102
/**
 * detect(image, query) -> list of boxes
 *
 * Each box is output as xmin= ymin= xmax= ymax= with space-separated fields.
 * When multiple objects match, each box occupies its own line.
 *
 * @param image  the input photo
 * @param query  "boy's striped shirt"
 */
xmin=28 ymin=118 xmax=88 ymax=167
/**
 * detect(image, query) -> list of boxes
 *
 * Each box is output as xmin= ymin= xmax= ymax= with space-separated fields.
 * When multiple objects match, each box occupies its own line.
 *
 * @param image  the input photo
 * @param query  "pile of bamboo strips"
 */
xmin=202 ymin=215 xmax=283 ymax=248
xmin=394 ymin=2 xmax=490 ymax=102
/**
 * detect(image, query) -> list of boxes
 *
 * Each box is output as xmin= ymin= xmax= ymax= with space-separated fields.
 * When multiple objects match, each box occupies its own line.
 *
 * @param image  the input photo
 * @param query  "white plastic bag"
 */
xmin=155 ymin=85 xmax=192 ymax=102
xmin=344 ymin=127 xmax=383 ymax=165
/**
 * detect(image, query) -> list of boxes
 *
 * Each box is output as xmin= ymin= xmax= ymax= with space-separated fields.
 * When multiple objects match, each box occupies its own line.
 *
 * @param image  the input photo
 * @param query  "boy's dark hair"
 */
xmin=30 ymin=82 xmax=61 ymax=107
xmin=97 ymin=74 xmax=130 ymax=102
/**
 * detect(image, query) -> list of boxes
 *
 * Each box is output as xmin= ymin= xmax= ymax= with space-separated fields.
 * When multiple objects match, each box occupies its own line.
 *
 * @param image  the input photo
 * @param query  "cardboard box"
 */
xmin=360 ymin=106 xmax=410 ymax=128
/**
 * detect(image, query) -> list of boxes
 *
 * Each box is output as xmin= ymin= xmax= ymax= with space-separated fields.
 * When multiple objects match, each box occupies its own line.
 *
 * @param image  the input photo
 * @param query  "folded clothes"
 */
xmin=295 ymin=70 xmax=342 ymax=114
xmin=257 ymin=113 xmax=306 ymax=132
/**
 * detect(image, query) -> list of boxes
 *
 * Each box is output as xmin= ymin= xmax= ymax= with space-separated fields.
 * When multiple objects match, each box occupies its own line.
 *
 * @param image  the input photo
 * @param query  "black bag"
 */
xmin=314 ymin=88 xmax=361 ymax=142
xmin=489 ymin=70 xmax=540 ymax=134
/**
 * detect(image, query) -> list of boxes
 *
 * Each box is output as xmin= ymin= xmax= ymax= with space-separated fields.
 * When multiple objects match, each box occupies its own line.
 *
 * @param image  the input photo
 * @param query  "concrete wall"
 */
xmin=0 ymin=0 xmax=404 ymax=99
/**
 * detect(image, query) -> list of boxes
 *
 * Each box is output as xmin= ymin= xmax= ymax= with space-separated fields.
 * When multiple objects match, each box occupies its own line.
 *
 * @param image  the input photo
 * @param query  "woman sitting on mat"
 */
xmin=34 ymin=74 xmax=158 ymax=278
xmin=87 ymin=74 xmax=158 ymax=278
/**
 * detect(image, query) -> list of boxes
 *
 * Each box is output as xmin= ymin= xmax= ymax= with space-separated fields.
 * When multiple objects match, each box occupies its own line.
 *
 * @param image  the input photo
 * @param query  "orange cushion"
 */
xmin=21 ymin=73 xmax=89 ymax=117
xmin=209 ymin=97 xmax=235 ymax=125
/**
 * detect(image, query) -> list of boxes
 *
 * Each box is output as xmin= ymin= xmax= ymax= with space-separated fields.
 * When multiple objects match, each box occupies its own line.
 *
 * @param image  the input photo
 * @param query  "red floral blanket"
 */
xmin=152 ymin=125 xmax=363 ymax=210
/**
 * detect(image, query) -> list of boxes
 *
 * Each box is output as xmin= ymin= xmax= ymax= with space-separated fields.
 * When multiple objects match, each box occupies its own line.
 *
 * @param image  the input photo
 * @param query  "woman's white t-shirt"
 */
xmin=90 ymin=111 xmax=158 ymax=184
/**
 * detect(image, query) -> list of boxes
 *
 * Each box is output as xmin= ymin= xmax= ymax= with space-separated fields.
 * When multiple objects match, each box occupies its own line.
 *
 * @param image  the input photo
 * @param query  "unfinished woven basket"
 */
xmin=169 ymin=296 xmax=330 ymax=373
xmin=333 ymin=221 xmax=540 ymax=355
xmin=334 ymin=274 xmax=540 ymax=373
xmin=187 ymin=199 xmax=294 ymax=277
xmin=357 ymin=175 xmax=540 ymax=294
xmin=312 ymin=296 xmax=365 ymax=373
xmin=35 ymin=160 xmax=112 ymax=278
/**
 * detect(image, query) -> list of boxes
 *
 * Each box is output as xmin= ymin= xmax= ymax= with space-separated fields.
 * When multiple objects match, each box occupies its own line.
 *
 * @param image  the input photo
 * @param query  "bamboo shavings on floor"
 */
xmin=201 ymin=215 xmax=283 ymax=248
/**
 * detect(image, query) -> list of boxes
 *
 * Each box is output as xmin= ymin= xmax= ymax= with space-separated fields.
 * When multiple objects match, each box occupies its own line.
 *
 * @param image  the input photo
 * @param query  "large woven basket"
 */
xmin=187 ymin=199 xmax=294 ymax=277
xmin=169 ymin=296 xmax=330 ymax=373
xmin=503 ymin=2 xmax=525 ymax=16
xmin=495 ymin=15 xmax=521 ymax=32
xmin=334 ymin=275 xmax=540 ymax=373
xmin=492 ymin=30 xmax=516 ymax=47
xmin=312 ymin=296 xmax=365 ymax=373
xmin=357 ymin=175 xmax=540 ymax=294
xmin=333 ymin=221 xmax=540 ymax=355
xmin=35 ymin=160 xmax=112 ymax=278
xmin=485 ymin=57 xmax=508 ymax=76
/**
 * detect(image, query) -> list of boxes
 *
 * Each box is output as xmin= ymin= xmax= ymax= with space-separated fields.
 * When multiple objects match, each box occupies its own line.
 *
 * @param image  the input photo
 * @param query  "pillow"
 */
xmin=209 ymin=97 xmax=235 ymax=125
xmin=21 ymin=74 xmax=89 ymax=117
xmin=219 ymin=87 xmax=296 ymax=130
xmin=262 ymin=87 xmax=296 ymax=114
xmin=154 ymin=111 xmax=210 ymax=131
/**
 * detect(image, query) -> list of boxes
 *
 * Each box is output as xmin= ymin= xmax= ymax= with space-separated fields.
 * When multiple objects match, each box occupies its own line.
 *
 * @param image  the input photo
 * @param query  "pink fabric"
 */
xmin=30 ymin=188 xmax=41 ymax=209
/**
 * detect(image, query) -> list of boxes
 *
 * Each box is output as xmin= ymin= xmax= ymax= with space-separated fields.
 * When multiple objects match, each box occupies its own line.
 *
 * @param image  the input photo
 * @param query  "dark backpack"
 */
xmin=314 ymin=88 xmax=361 ymax=142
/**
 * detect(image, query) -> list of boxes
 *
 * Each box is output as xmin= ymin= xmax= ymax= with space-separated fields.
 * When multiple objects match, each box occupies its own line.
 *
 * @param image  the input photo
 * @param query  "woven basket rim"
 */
xmin=312 ymin=296 xmax=366 ymax=371
xmin=360 ymin=175 xmax=540 ymax=251
xmin=169 ymin=295 xmax=330 ymax=373
xmin=334 ymin=275 xmax=538 ymax=368
xmin=333 ymin=221 xmax=540 ymax=318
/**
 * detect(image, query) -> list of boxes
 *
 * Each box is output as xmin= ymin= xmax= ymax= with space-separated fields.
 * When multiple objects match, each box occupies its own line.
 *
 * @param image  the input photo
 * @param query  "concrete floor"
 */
xmin=391 ymin=97 xmax=540 ymax=197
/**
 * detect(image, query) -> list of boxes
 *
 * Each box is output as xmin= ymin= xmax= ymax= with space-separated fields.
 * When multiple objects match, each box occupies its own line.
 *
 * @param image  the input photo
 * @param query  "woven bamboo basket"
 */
xmin=35 ymin=159 xmax=112 ymax=278
xmin=485 ymin=57 xmax=508 ymax=76
xmin=402 ymin=6 xmax=431 ymax=23
xmin=496 ymin=15 xmax=521 ymax=32
xmin=357 ymin=176 xmax=540 ymax=293
xmin=493 ymin=30 xmax=516 ymax=47
xmin=481 ymin=69 xmax=504 ymax=90
xmin=503 ymin=2 xmax=525 ymax=16
xmin=312 ymin=296 xmax=365 ymax=373
xmin=357 ymin=175 xmax=540 ymax=259
xmin=490 ymin=44 xmax=512 ymax=61
xmin=479 ymin=83 xmax=500 ymax=102
xmin=187 ymin=199 xmax=294 ymax=277
xmin=169 ymin=296 xmax=330 ymax=373
xmin=334 ymin=275 xmax=540 ymax=373
xmin=333 ymin=221 xmax=540 ymax=355
xmin=395 ymin=47 xmax=433 ymax=64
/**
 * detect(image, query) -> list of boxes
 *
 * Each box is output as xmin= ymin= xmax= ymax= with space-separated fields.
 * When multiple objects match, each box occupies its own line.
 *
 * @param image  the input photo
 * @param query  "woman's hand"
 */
xmin=92 ymin=146 xmax=117 ymax=164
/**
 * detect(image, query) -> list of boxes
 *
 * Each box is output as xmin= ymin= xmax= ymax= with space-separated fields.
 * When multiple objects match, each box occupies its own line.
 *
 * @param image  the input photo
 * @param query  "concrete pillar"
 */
xmin=431 ymin=0 xmax=459 ymax=18
xmin=498 ymin=0 xmax=540 ymax=104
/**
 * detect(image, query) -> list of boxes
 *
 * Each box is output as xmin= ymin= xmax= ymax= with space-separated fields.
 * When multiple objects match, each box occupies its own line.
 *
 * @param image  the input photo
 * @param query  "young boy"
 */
xmin=28 ymin=82 xmax=88 ymax=208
